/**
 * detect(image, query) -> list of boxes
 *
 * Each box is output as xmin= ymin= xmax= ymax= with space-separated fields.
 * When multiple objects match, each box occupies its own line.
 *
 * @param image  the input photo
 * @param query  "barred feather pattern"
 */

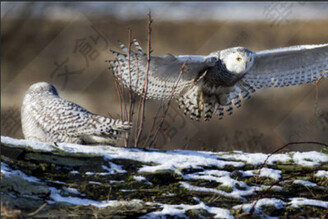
xmin=177 ymin=80 xmax=255 ymax=121
xmin=244 ymin=64 xmax=328 ymax=89
xmin=109 ymin=41 xmax=327 ymax=122
xmin=109 ymin=40 xmax=257 ymax=121
xmin=21 ymin=82 xmax=131 ymax=145
xmin=108 ymin=41 xmax=193 ymax=100
xmin=242 ymin=44 xmax=328 ymax=89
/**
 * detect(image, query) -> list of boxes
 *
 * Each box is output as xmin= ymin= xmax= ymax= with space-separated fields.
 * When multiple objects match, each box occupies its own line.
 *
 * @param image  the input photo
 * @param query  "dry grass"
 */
xmin=1 ymin=202 xmax=22 ymax=219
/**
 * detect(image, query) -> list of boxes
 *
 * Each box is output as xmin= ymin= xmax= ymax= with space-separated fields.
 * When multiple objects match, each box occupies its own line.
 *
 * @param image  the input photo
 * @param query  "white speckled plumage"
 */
xmin=21 ymin=82 xmax=131 ymax=144
xmin=108 ymin=41 xmax=328 ymax=121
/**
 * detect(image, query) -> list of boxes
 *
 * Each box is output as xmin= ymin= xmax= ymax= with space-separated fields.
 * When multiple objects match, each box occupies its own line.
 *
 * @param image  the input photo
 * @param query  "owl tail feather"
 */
xmin=204 ymin=95 xmax=217 ymax=121
xmin=177 ymin=81 xmax=256 ymax=121
xmin=79 ymin=119 xmax=131 ymax=145
xmin=110 ymin=120 xmax=133 ymax=138
xmin=178 ymin=85 xmax=204 ymax=121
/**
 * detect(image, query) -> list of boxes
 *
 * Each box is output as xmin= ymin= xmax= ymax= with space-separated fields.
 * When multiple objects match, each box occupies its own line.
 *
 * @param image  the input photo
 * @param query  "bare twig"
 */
xmin=148 ymin=60 xmax=188 ymax=148
xmin=113 ymin=61 xmax=124 ymax=121
xmin=25 ymin=202 xmax=47 ymax=217
xmin=114 ymin=57 xmax=130 ymax=146
xmin=107 ymin=185 xmax=112 ymax=201
xmin=250 ymin=141 xmax=328 ymax=215
xmin=121 ymin=74 xmax=128 ymax=123
xmin=127 ymin=29 xmax=133 ymax=122
xmin=134 ymin=54 xmax=140 ymax=96
xmin=143 ymin=98 xmax=166 ymax=147
xmin=255 ymin=141 xmax=328 ymax=184
xmin=250 ymin=167 xmax=327 ymax=215
xmin=194 ymin=69 xmax=208 ymax=85
xmin=1 ymin=202 xmax=21 ymax=218
xmin=123 ymin=29 xmax=134 ymax=146
xmin=135 ymin=11 xmax=152 ymax=147
xmin=313 ymin=70 xmax=328 ymax=115
xmin=133 ymin=54 xmax=141 ymax=146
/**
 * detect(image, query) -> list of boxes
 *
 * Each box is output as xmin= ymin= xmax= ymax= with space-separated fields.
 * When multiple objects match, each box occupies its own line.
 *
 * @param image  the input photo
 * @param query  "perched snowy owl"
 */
xmin=108 ymin=40 xmax=328 ymax=121
xmin=21 ymin=82 xmax=131 ymax=145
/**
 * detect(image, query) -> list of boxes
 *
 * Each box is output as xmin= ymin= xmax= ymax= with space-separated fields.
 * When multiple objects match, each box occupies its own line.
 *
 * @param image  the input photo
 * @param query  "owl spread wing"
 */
xmin=108 ymin=40 xmax=215 ymax=100
xmin=242 ymin=44 xmax=328 ymax=88
xmin=109 ymin=40 xmax=258 ymax=121
xmin=109 ymin=41 xmax=328 ymax=122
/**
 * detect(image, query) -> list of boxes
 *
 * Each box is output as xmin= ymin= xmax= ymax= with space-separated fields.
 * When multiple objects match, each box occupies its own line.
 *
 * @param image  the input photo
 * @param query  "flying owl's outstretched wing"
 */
xmin=108 ymin=40 xmax=256 ymax=121
xmin=242 ymin=44 xmax=328 ymax=88
xmin=107 ymin=40 xmax=216 ymax=100
xmin=27 ymin=95 xmax=131 ymax=144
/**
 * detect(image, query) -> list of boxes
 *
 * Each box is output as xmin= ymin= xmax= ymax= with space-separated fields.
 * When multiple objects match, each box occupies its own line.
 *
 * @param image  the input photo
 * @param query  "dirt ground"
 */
xmin=2 ymin=9 xmax=328 ymax=153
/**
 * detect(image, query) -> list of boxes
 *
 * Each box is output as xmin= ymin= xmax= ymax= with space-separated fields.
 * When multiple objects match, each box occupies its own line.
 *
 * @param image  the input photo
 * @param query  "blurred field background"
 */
xmin=1 ymin=2 xmax=328 ymax=153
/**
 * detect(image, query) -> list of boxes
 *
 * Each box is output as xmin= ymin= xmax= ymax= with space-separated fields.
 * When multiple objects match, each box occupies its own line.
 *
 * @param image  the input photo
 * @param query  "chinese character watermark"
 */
xmin=1 ymin=105 xmax=21 ymax=137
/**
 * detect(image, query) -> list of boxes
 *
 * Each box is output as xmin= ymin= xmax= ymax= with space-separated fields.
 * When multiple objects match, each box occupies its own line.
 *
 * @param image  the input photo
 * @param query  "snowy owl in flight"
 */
xmin=21 ymin=82 xmax=131 ymax=145
xmin=108 ymin=40 xmax=328 ymax=121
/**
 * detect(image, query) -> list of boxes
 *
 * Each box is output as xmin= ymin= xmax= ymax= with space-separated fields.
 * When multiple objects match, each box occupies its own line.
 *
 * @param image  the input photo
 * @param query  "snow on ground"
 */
xmin=293 ymin=180 xmax=317 ymax=187
xmin=1 ymin=162 xmax=41 ymax=183
xmin=2 ymin=136 xmax=246 ymax=175
xmin=244 ymin=168 xmax=282 ymax=180
xmin=79 ymin=163 xmax=125 ymax=176
xmin=109 ymin=180 xmax=125 ymax=184
xmin=315 ymin=170 xmax=328 ymax=177
xmin=218 ymin=151 xmax=291 ymax=165
xmin=183 ymin=169 xmax=243 ymax=187
xmin=69 ymin=170 xmax=79 ymax=174
xmin=2 ymin=136 xmax=328 ymax=217
xmin=292 ymin=151 xmax=328 ymax=166
xmin=219 ymin=150 xmax=328 ymax=167
xmin=233 ymin=198 xmax=285 ymax=215
xmin=232 ymin=197 xmax=328 ymax=218
xmin=2 ymin=136 xmax=327 ymax=174
xmin=179 ymin=181 xmax=256 ymax=201
xmin=49 ymin=186 xmax=144 ymax=208
xmin=63 ymin=186 xmax=80 ymax=195
xmin=1 ymin=136 xmax=55 ymax=152
xmin=102 ymin=162 xmax=127 ymax=174
xmin=141 ymin=200 xmax=233 ymax=219
xmin=259 ymin=185 xmax=283 ymax=192
xmin=289 ymin=197 xmax=328 ymax=209
xmin=88 ymin=181 xmax=102 ymax=185
xmin=133 ymin=176 xmax=153 ymax=185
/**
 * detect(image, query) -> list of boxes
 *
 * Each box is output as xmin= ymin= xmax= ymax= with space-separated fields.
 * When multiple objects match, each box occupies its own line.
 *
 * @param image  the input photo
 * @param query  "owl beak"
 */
xmin=243 ymin=61 xmax=248 ymax=69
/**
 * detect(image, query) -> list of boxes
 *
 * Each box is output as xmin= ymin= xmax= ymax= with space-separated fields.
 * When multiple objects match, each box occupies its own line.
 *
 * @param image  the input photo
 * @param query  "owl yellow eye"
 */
xmin=236 ymin=57 xmax=242 ymax=62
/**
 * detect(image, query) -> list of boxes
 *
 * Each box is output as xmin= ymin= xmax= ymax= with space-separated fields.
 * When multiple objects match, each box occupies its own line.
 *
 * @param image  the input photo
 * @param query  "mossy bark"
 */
xmin=1 ymin=141 xmax=327 ymax=218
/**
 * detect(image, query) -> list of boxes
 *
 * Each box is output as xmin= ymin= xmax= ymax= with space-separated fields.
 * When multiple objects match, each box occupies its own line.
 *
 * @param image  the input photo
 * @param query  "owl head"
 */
xmin=220 ymin=47 xmax=255 ymax=74
xmin=27 ymin=82 xmax=59 ymax=96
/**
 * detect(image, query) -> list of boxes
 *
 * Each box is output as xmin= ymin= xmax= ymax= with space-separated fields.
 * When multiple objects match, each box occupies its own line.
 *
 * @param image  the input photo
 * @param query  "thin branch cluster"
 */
xmin=114 ymin=11 xmax=187 ymax=148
